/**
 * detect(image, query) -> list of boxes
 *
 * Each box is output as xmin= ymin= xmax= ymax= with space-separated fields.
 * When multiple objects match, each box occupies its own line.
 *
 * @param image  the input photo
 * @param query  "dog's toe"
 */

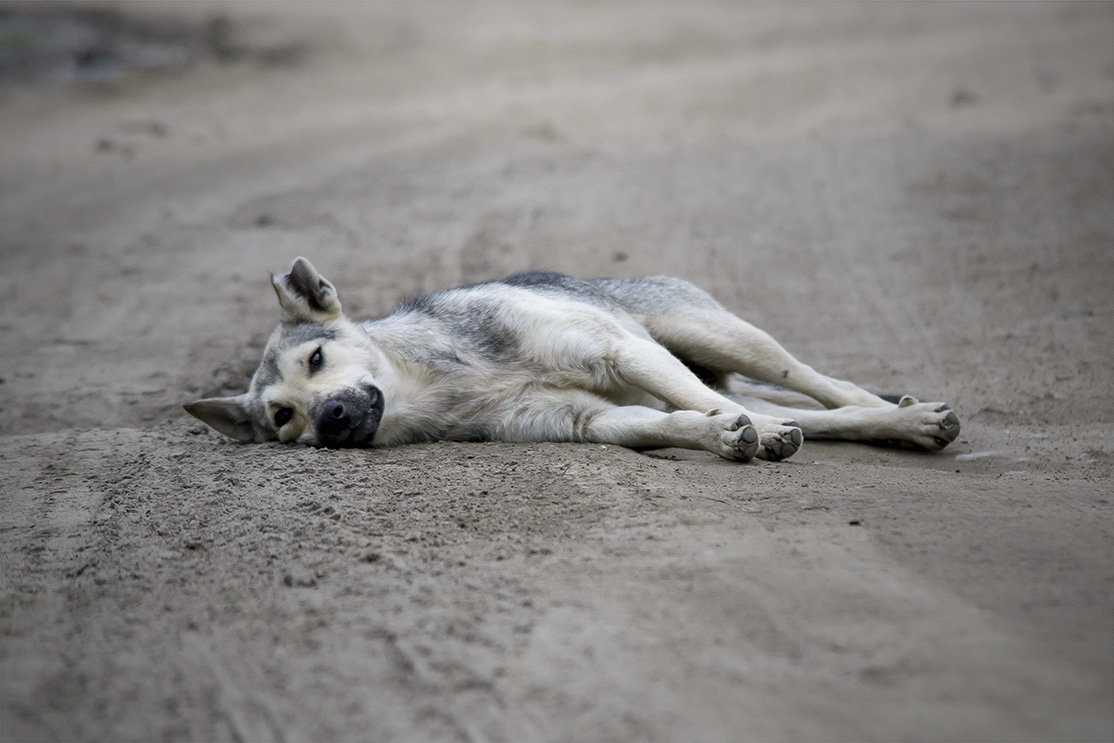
xmin=729 ymin=423 xmax=761 ymax=461
xmin=936 ymin=410 xmax=961 ymax=446
xmin=908 ymin=405 xmax=962 ymax=451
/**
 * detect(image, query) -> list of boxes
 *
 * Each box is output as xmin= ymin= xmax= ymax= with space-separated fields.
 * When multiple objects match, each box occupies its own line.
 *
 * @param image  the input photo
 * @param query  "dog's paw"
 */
xmin=758 ymin=422 xmax=804 ymax=461
xmin=925 ymin=403 xmax=961 ymax=450
xmin=888 ymin=400 xmax=961 ymax=451
xmin=711 ymin=413 xmax=760 ymax=462
xmin=749 ymin=414 xmax=804 ymax=461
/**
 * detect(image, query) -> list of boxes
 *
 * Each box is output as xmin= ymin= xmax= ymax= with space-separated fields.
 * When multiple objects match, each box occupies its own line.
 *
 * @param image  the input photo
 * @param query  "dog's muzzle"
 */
xmin=314 ymin=384 xmax=384 ymax=448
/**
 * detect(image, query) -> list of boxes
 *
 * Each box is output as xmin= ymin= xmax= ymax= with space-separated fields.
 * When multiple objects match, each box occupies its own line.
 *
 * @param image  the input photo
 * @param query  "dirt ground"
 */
xmin=1 ymin=2 xmax=1111 ymax=741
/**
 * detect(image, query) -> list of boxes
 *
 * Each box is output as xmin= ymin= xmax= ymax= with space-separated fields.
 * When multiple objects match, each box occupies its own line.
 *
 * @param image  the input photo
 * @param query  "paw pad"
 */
xmin=759 ymin=426 xmax=803 ymax=461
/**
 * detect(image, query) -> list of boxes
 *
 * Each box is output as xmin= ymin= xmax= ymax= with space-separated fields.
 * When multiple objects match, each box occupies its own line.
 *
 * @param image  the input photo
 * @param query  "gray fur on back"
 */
xmin=498 ymin=271 xmax=724 ymax=316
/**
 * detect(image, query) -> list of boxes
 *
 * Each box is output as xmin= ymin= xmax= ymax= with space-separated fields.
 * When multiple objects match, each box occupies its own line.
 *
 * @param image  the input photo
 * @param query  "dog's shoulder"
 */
xmin=371 ymin=273 xmax=627 ymax=365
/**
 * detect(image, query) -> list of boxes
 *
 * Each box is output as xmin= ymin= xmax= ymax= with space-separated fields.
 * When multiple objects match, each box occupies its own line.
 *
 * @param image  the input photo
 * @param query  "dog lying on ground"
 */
xmin=185 ymin=258 xmax=960 ymax=462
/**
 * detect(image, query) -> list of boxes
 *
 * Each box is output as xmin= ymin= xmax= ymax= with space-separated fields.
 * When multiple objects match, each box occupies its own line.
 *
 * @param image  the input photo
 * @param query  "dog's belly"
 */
xmin=438 ymin=371 xmax=667 ymax=441
xmin=598 ymin=385 xmax=665 ymax=410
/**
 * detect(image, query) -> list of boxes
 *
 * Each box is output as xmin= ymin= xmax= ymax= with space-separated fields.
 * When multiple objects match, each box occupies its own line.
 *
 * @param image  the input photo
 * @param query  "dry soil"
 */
xmin=1 ymin=3 xmax=1112 ymax=741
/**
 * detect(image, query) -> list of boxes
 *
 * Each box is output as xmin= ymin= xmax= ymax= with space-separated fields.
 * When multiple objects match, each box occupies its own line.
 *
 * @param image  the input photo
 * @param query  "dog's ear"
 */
xmin=271 ymin=257 xmax=342 ymax=324
xmin=183 ymin=395 xmax=257 ymax=443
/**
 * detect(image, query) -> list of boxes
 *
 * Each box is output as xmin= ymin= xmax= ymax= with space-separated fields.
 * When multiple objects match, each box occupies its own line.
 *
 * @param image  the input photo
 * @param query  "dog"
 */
xmin=184 ymin=257 xmax=960 ymax=462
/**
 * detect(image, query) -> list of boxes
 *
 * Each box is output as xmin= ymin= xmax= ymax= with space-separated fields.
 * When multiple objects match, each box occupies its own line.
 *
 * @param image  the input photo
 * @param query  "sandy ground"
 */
xmin=1 ymin=2 xmax=1112 ymax=741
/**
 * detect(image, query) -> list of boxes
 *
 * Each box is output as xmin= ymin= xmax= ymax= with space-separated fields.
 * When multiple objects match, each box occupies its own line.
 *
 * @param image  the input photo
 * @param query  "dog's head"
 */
xmin=185 ymin=258 xmax=385 ymax=447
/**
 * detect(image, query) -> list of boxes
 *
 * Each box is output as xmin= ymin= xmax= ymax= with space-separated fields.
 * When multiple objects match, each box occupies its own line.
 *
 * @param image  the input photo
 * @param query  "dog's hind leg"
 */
xmin=644 ymin=307 xmax=960 ymax=450
xmin=601 ymin=277 xmax=887 ymax=410
xmin=730 ymin=393 xmax=962 ymax=451
xmin=646 ymin=306 xmax=892 ymax=410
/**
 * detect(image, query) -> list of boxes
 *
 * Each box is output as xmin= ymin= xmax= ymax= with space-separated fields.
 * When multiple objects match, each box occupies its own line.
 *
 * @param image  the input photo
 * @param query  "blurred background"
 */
xmin=1 ymin=1 xmax=1110 ymax=432
xmin=1 ymin=2 xmax=1110 ymax=432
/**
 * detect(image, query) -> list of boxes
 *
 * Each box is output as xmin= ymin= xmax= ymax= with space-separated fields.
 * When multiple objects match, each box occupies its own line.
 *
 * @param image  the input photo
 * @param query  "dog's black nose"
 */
xmin=317 ymin=400 xmax=352 ymax=439
xmin=313 ymin=386 xmax=383 ymax=448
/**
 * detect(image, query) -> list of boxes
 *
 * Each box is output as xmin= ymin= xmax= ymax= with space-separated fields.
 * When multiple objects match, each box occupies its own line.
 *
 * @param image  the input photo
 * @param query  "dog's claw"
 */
xmin=727 ymin=413 xmax=752 ymax=432
xmin=932 ymin=410 xmax=962 ymax=450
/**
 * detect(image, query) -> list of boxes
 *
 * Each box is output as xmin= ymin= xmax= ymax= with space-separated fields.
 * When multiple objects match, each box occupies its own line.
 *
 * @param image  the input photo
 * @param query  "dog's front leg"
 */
xmin=494 ymin=390 xmax=761 ymax=462
xmin=578 ymin=405 xmax=762 ymax=462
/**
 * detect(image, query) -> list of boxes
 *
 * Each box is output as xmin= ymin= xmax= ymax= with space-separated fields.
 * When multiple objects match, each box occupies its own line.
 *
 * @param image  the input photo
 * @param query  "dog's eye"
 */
xmin=308 ymin=347 xmax=324 ymax=373
xmin=273 ymin=408 xmax=294 ymax=428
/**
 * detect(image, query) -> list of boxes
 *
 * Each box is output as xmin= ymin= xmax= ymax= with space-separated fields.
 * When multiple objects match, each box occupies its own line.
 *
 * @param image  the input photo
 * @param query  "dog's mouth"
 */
xmin=313 ymin=384 xmax=384 ymax=448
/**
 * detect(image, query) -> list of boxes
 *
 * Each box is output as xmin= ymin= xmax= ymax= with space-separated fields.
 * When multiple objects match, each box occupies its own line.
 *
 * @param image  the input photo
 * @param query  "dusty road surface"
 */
xmin=2 ymin=2 xmax=1111 ymax=741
